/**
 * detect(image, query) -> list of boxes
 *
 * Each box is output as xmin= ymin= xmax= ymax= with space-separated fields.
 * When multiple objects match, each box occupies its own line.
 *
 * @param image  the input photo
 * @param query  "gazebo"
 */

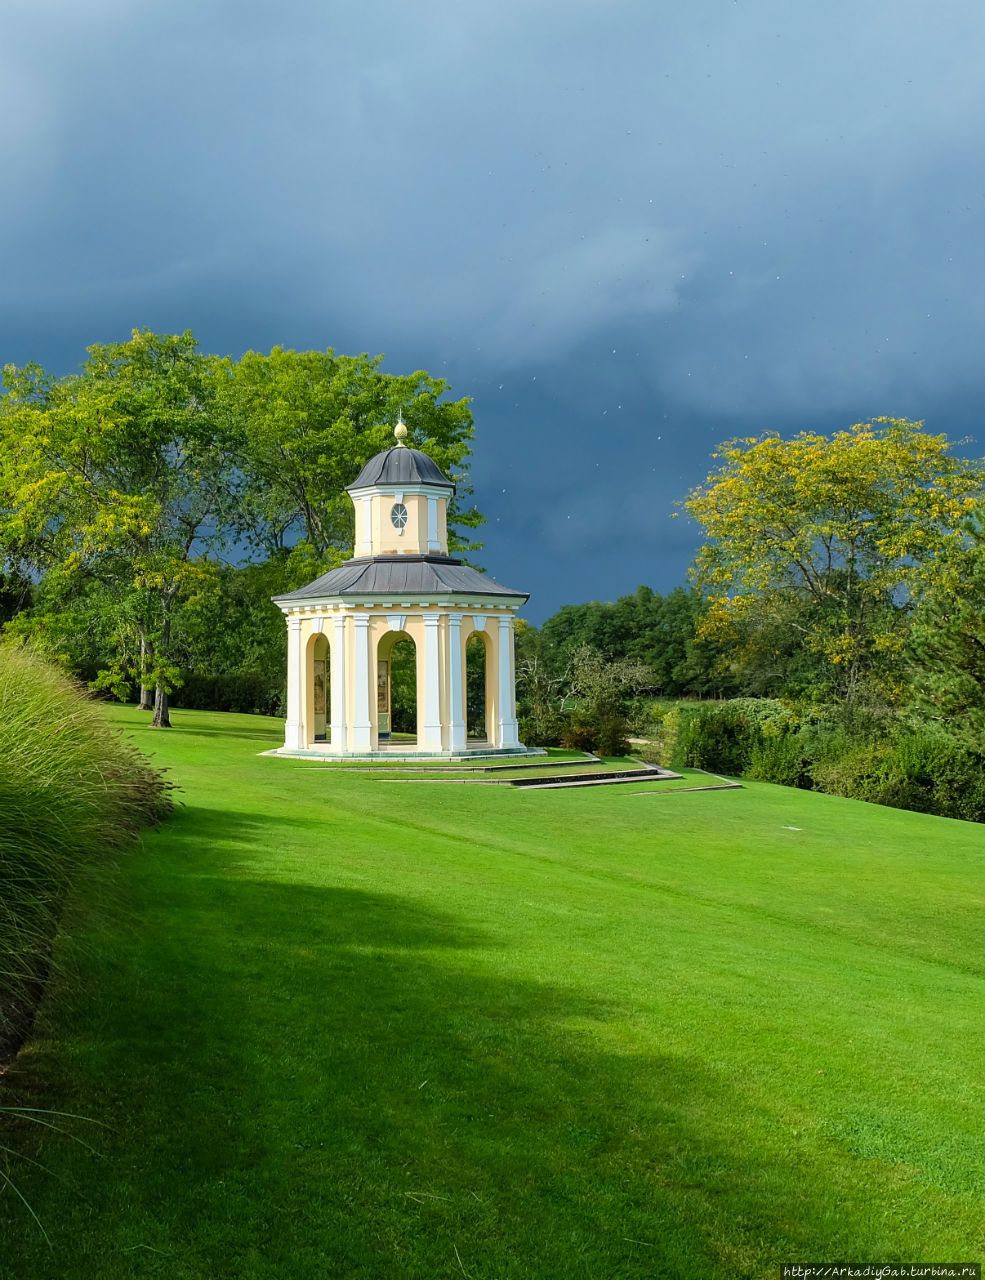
xmin=271 ymin=422 xmax=530 ymax=758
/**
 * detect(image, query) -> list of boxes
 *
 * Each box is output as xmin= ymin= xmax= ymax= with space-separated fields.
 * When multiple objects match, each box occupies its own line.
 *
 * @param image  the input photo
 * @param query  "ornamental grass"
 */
xmin=0 ymin=644 xmax=174 ymax=1061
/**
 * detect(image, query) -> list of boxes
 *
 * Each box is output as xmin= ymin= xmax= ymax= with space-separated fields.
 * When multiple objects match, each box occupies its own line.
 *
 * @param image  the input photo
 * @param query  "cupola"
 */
xmin=344 ymin=418 xmax=455 ymax=557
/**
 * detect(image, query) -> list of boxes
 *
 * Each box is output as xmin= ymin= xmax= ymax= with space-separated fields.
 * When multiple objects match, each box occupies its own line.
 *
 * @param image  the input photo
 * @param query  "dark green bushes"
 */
xmin=518 ymin=711 xmax=569 ymax=749
xmin=0 ymin=646 xmax=174 ymax=1061
xmin=519 ymin=708 xmax=632 ymax=756
xmin=169 ymin=672 xmax=284 ymax=717
xmin=663 ymin=699 xmax=796 ymax=775
xmin=560 ymin=713 xmax=631 ymax=757
xmin=659 ymin=696 xmax=985 ymax=821
xmin=809 ymin=732 xmax=985 ymax=822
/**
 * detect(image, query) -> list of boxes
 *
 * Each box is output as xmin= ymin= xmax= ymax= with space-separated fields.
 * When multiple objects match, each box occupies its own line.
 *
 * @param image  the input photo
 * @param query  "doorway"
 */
xmin=466 ymin=631 xmax=492 ymax=743
xmin=378 ymin=632 xmax=418 ymax=745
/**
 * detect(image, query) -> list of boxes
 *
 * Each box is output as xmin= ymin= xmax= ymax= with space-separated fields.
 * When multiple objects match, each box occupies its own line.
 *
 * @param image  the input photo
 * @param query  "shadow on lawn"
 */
xmin=5 ymin=844 xmax=901 ymax=1280
xmin=163 ymin=725 xmax=281 ymax=743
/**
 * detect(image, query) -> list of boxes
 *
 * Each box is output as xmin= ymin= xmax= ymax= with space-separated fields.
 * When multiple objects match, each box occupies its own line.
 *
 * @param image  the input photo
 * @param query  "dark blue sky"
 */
xmin=3 ymin=0 xmax=983 ymax=622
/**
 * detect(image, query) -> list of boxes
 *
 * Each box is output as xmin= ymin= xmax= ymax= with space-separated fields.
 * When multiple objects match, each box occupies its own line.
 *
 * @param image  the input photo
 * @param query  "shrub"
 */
xmin=656 ymin=694 xmax=985 ymax=822
xmin=0 ymin=644 xmax=174 ymax=1061
xmin=560 ymin=722 xmax=597 ymax=753
xmin=748 ymin=732 xmax=815 ymax=788
xmin=519 ymin=710 xmax=569 ymax=748
xmin=809 ymin=739 xmax=892 ymax=803
xmin=626 ymin=697 xmax=666 ymax=737
xmin=595 ymin=715 xmax=631 ymax=757
xmin=559 ymin=711 xmax=631 ymax=756
xmin=658 ymin=705 xmax=686 ymax=766
xmin=808 ymin=729 xmax=985 ymax=822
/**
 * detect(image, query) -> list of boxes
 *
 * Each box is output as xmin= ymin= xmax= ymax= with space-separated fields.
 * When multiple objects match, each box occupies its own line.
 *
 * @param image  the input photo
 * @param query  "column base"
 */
xmin=350 ymin=723 xmax=372 ymax=751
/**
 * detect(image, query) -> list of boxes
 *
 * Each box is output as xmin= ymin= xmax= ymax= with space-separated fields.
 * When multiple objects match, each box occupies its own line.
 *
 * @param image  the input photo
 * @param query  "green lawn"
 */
xmin=2 ymin=706 xmax=984 ymax=1278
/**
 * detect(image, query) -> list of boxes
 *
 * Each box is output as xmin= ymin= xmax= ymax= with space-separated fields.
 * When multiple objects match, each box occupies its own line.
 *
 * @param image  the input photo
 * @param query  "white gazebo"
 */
xmin=271 ymin=422 xmax=530 ymax=758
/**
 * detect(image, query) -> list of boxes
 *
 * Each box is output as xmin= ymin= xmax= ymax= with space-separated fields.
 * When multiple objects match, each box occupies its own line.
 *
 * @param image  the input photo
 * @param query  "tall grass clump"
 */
xmin=0 ymin=644 xmax=174 ymax=1062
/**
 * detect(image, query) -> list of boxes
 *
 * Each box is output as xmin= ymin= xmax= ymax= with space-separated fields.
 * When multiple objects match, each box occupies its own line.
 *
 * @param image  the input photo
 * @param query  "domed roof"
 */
xmin=274 ymin=554 xmax=527 ymax=603
xmin=345 ymin=445 xmax=455 ymax=493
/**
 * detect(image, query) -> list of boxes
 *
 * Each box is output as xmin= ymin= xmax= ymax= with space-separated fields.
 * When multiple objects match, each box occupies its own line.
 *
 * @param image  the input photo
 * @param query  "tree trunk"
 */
xmin=152 ymin=682 xmax=171 ymax=728
xmin=138 ymin=629 xmax=153 ymax=710
xmin=151 ymin=594 xmax=173 ymax=728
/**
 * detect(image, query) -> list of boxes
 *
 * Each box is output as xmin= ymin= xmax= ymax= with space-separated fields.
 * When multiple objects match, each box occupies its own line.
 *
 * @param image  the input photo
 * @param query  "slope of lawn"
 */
xmin=1 ymin=705 xmax=983 ymax=1278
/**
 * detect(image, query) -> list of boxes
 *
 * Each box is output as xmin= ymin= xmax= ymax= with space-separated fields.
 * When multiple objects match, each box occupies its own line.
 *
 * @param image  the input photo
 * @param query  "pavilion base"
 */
xmin=262 ymin=744 xmax=545 ymax=763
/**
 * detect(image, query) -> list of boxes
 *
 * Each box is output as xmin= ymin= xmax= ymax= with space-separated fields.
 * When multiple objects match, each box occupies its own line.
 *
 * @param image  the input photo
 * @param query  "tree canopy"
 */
xmin=683 ymin=418 xmax=984 ymax=701
xmin=0 ymin=331 xmax=484 ymax=724
xmin=221 ymin=346 xmax=482 ymax=559
xmin=0 ymin=330 xmax=236 ymax=723
xmin=908 ymin=504 xmax=985 ymax=740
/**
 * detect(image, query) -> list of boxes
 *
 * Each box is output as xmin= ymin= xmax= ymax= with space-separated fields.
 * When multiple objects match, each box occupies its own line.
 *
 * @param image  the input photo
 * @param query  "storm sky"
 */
xmin=3 ymin=0 xmax=983 ymax=620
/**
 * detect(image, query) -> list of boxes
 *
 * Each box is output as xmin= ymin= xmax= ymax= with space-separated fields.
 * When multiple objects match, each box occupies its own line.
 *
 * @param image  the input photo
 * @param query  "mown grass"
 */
xmin=1 ymin=706 xmax=983 ymax=1278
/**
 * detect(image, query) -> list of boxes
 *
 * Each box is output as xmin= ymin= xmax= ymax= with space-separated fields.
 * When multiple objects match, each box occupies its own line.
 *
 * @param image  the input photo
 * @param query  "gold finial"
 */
xmin=394 ymin=412 xmax=408 ymax=446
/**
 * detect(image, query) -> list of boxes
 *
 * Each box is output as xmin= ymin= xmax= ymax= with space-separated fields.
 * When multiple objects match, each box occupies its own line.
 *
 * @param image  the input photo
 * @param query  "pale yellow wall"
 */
xmin=371 ymin=493 xmax=418 ymax=555
xmin=367 ymin=492 xmax=448 ymax=557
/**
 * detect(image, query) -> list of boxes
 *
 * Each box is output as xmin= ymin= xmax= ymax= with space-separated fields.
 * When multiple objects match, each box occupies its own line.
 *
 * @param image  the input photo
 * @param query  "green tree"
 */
xmin=908 ymin=507 xmax=985 ymax=743
xmin=538 ymin=585 xmax=728 ymax=696
xmin=221 ymin=347 xmax=483 ymax=559
xmin=684 ymin=419 xmax=984 ymax=702
xmin=0 ymin=330 xmax=237 ymax=726
xmin=561 ymin=644 xmax=654 ymax=720
xmin=0 ymin=569 xmax=33 ymax=628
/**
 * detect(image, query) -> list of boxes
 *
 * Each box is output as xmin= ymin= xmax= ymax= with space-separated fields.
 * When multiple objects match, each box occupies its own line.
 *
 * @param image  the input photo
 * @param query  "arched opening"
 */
xmin=377 ymin=631 xmax=418 ymax=747
xmin=466 ymin=631 xmax=492 ymax=743
xmin=308 ymin=632 xmax=330 ymax=743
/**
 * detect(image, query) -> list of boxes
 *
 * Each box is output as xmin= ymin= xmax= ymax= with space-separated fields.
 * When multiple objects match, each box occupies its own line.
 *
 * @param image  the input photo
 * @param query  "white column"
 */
xmin=330 ymin=614 xmax=347 ymax=753
xmin=422 ymin=614 xmax=443 ymax=750
xmin=427 ymin=496 xmax=440 ymax=552
xmin=284 ymin=615 xmax=304 ymax=750
xmin=358 ymin=496 xmax=373 ymax=555
xmin=498 ymin=614 xmax=520 ymax=748
xmin=447 ymin=613 xmax=466 ymax=750
xmin=351 ymin=614 xmax=373 ymax=751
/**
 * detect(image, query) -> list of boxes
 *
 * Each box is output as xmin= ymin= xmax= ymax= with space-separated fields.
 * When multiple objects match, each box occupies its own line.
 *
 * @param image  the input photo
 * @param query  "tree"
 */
xmin=683 ymin=419 xmax=984 ymax=703
xmin=908 ymin=506 xmax=985 ymax=743
xmin=220 ymin=347 xmax=483 ymax=559
xmin=560 ymin=645 xmax=654 ymax=720
xmin=537 ymin=585 xmax=729 ymax=697
xmin=0 ymin=569 xmax=33 ymax=628
xmin=0 ymin=330 xmax=238 ymax=726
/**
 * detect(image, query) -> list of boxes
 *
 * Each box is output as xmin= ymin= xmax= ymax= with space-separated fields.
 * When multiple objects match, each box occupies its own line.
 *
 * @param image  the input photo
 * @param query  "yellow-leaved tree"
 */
xmin=683 ymin=418 xmax=984 ymax=703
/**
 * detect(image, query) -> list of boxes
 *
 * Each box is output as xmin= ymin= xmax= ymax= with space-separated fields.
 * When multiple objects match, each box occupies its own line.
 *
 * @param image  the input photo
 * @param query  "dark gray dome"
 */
xmin=345 ymin=445 xmax=455 ymax=493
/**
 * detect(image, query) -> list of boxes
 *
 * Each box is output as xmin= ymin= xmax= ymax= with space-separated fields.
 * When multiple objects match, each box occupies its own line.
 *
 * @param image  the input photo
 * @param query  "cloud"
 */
xmin=3 ymin=0 xmax=985 ymax=612
xmin=471 ymin=224 xmax=694 ymax=363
